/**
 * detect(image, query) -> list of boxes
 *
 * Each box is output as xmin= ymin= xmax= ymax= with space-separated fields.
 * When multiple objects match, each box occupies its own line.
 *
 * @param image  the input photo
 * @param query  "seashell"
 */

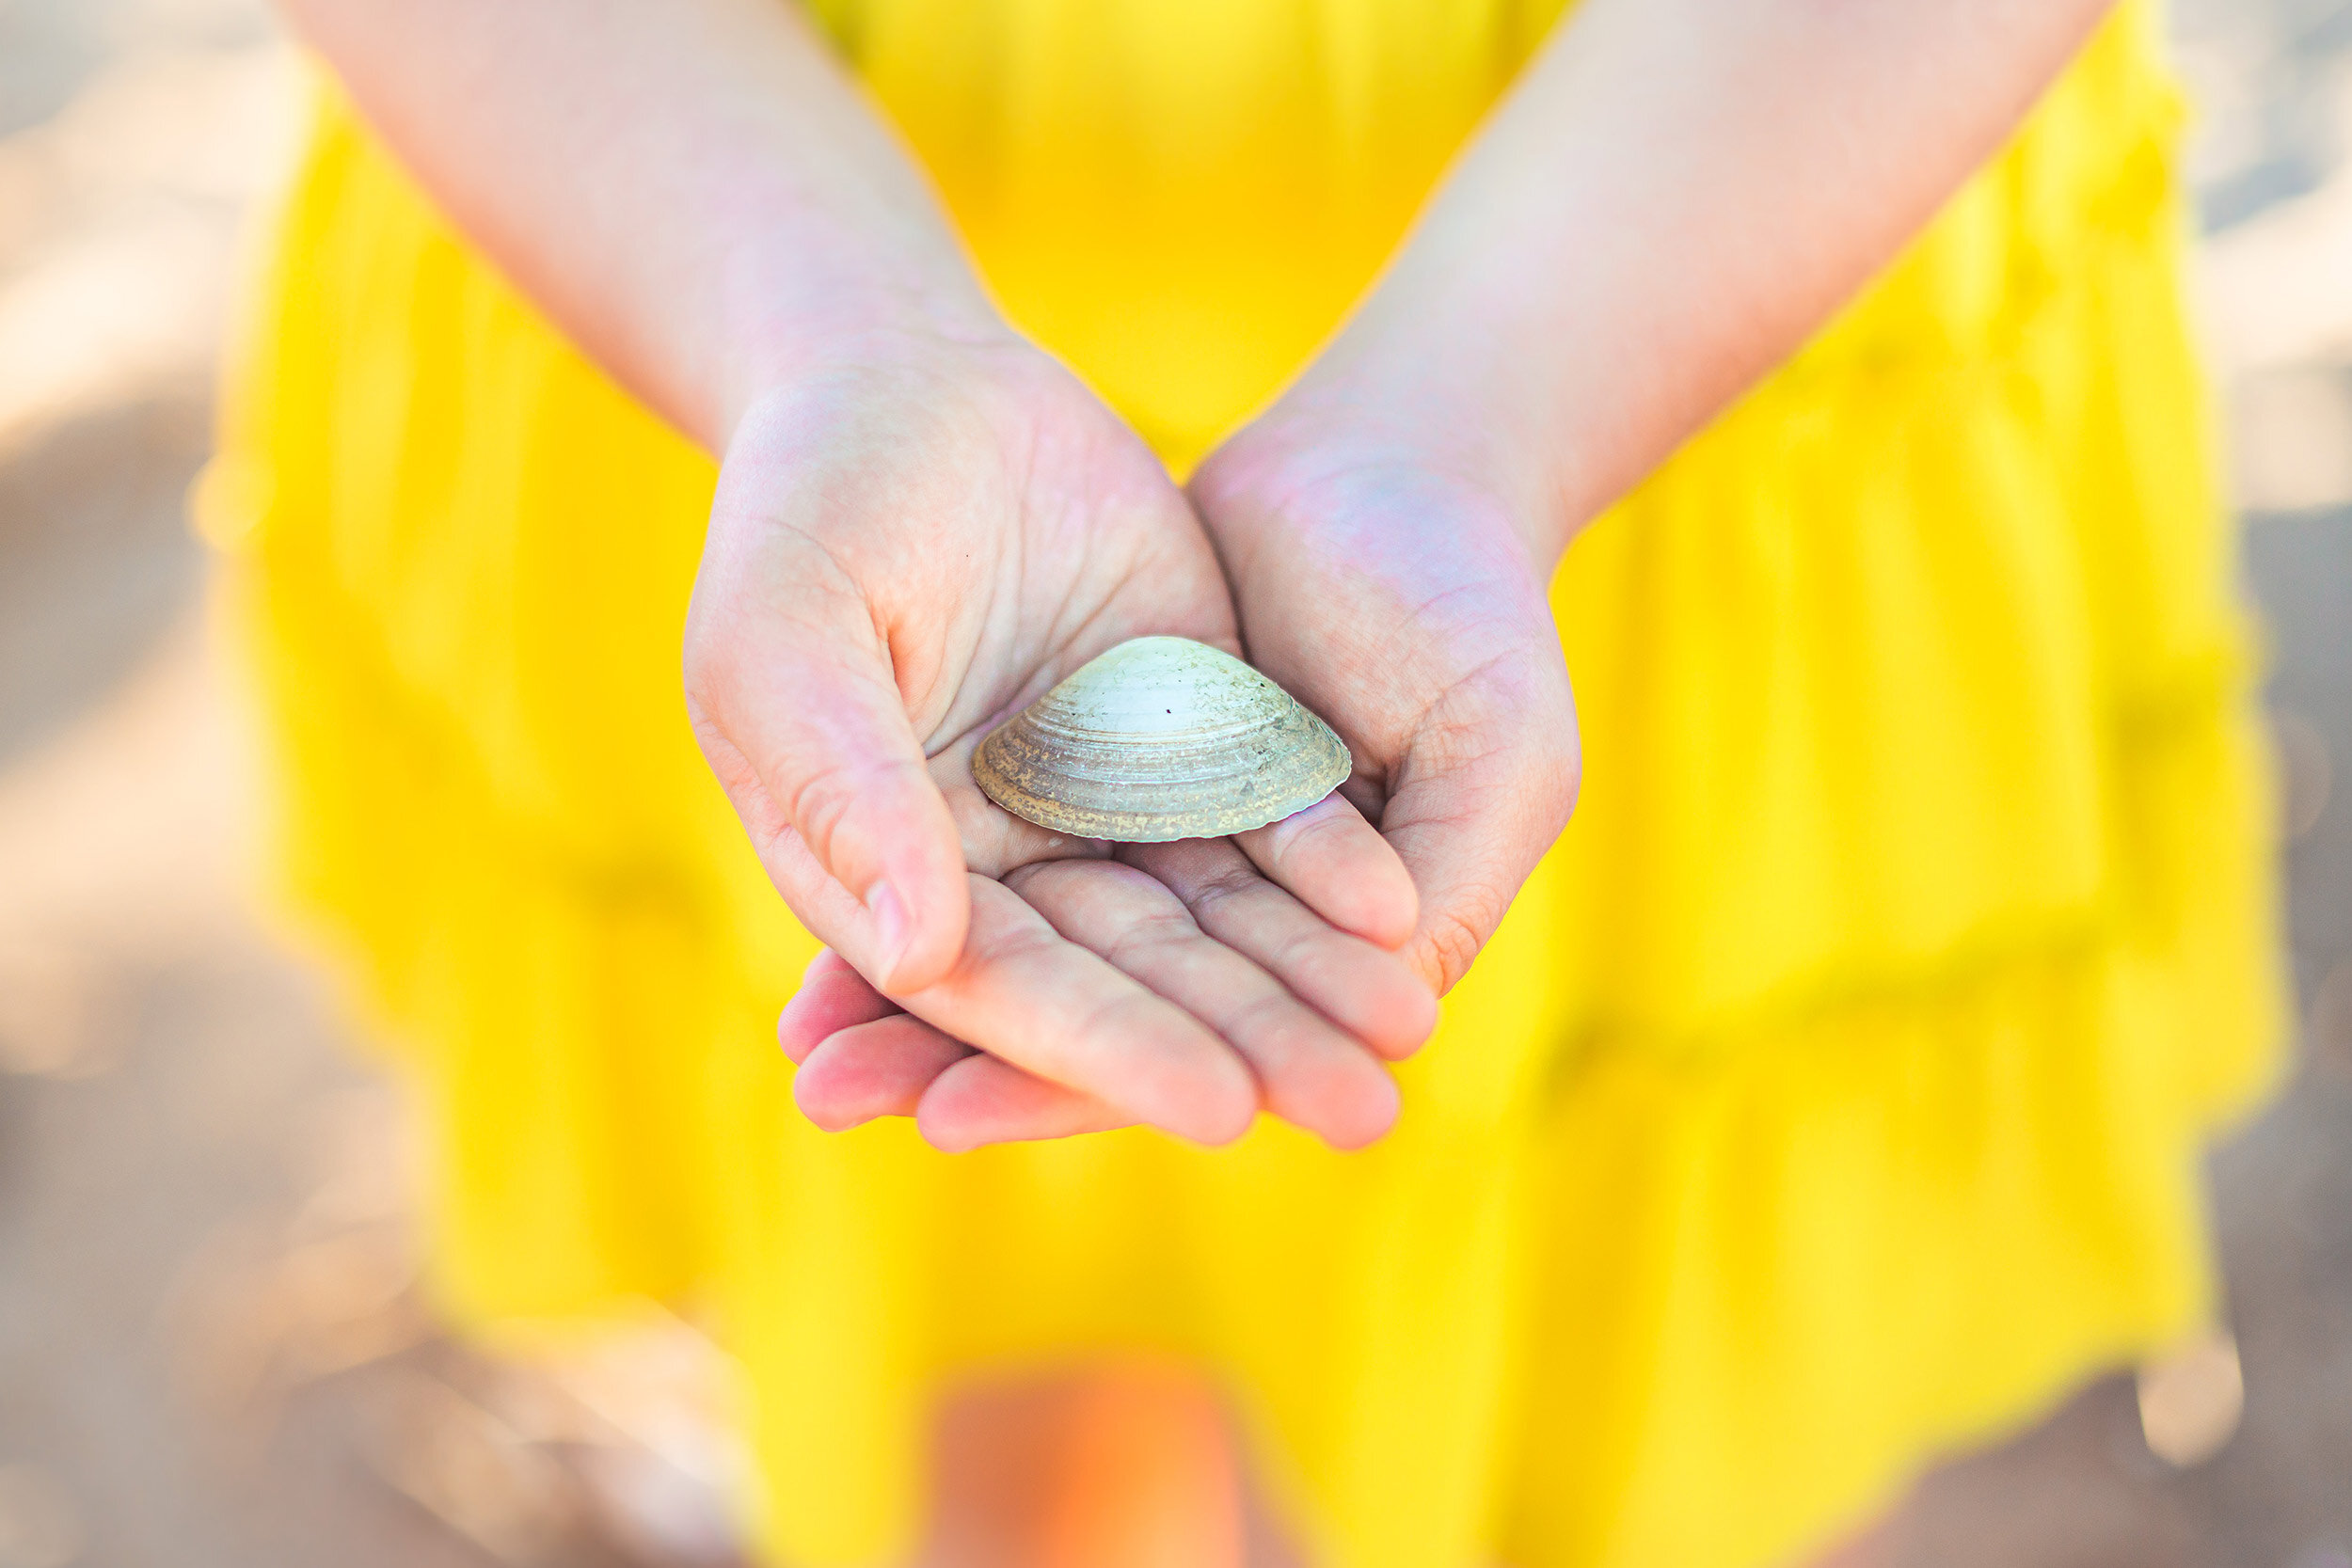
xmin=973 ymin=637 xmax=1351 ymax=842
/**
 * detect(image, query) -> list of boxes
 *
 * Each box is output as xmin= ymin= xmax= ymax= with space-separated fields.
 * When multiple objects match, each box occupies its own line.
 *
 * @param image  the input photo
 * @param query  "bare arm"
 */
xmin=802 ymin=2 xmax=2145 ymax=1143
xmin=1191 ymin=1 xmax=2122 ymax=1000
xmin=272 ymin=0 xmax=1434 ymax=1149
xmin=1255 ymin=0 xmax=2120 ymax=561
xmin=277 ymin=0 xmax=992 ymax=450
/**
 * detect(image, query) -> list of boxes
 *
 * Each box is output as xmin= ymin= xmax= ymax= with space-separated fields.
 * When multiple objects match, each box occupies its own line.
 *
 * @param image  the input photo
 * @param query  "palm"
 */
xmin=759 ymin=346 xmax=1241 ymax=872
xmin=687 ymin=335 xmax=1429 ymax=1151
xmin=1189 ymin=448 xmax=1584 ymax=995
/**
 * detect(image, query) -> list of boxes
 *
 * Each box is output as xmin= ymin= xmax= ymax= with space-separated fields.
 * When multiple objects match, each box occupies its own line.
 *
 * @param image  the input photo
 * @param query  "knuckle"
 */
xmin=1418 ymin=909 xmax=1486 ymax=995
xmin=779 ymin=753 xmax=917 ymax=877
xmin=1102 ymin=903 xmax=1200 ymax=968
xmin=1277 ymin=800 xmax=1356 ymax=860
xmin=1223 ymin=989 xmax=1303 ymax=1052
xmin=1186 ymin=860 xmax=1263 ymax=915
xmin=1263 ymin=918 xmax=1327 ymax=979
xmin=957 ymin=909 xmax=1059 ymax=982
xmin=998 ymin=861 xmax=1055 ymax=900
xmin=1072 ymin=990 xmax=1162 ymax=1056
xmin=1418 ymin=876 xmax=1515 ymax=994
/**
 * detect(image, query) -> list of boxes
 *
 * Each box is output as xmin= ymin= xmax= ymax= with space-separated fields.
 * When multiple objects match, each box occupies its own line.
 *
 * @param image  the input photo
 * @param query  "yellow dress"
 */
xmin=196 ymin=3 xmax=2285 ymax=1565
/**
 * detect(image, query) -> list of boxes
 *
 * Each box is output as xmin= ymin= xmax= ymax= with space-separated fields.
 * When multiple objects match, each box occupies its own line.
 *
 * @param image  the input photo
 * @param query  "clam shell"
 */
xmin=973 ymin=637 xmax=1350 ymax=842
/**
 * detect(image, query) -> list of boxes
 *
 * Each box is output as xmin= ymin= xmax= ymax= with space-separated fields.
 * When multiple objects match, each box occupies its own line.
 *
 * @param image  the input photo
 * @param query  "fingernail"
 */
xmin=866 ymin=880 xmax=911 ymax=984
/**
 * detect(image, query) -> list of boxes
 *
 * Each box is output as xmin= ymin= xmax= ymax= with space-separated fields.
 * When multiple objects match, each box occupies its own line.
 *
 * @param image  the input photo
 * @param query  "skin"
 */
xmin=275 ymin=0 xmax=2116 ymax=1162
xmin=762 ymin=0 xmax=2125 ymax=1141
xmin=274 ymin=1 xmax=2120 ymax=1559
xmin=278 ymin=0 xmax=1431 ymax=1151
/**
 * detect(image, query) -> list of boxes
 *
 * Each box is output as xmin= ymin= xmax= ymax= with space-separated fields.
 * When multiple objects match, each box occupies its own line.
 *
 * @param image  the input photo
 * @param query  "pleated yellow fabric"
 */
xmin=196 ymin=3 xmax=2287 ymax=1564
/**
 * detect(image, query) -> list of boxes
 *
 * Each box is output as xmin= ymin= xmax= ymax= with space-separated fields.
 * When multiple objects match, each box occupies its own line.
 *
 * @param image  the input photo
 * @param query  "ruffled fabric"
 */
xmin=197 ymin=4 xmax=2284 ymax=1565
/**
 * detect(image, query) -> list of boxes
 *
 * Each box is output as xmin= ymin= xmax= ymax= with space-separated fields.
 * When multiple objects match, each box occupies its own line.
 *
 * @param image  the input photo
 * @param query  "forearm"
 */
xmin=278 ymin=0 xmax=999 ymax=449
xmin=1279 ymin=0 xmax=2117 ymax=563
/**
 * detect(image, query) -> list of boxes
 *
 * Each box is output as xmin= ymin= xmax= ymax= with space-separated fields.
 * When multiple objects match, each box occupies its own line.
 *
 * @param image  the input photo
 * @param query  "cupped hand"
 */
xmin=685 ymin=328 xmax=1433 ymax=1150
xmin=776 ymin=402 xmax=1575 ymax=1150
xmin=1190 ymin=417 xmax=1584 ymax=998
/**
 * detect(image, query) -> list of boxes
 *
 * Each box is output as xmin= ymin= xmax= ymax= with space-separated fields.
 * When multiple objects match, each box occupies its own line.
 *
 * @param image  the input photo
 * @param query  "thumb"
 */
xmin=1375 ymin=700 xmax=1581 ymax=996
xmin=685 ymin=543 xmax=969 ymax=995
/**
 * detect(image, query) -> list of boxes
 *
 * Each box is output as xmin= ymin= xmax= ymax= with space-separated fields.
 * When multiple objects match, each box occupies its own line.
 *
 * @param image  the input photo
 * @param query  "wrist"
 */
xmin=1204 ymin=355 xmax=1576 ymax=583
xmin=710 ymin=217 xmax=1011 ymax=446
xmin=1248 ymin=303 xmax=1598 ymax=574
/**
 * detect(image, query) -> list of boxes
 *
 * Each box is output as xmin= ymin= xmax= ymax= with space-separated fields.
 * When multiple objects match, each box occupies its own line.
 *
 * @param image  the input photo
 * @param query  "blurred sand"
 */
xmin=0 ymin=2 xmax=2347 ymax=1565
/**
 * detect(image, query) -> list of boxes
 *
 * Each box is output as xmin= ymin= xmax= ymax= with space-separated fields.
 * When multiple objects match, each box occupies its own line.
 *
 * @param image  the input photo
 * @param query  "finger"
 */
xmin=1381 ymin=694 xmax=1581 ymax=995
xmin=791 ymin=989 xmax=1117 ymax=1148
xmin=893 ymin=876 xmax=1260 ymax=1146
xmin=1121 ymin=836 xmax=1438 ymax=1060
xmin=785 ymin=949 xmax=1088 ymax=1141
xmin=779 ymin=948 xmax=900 ymax=1064
xmin=1008 ymin=860 xmax=1400 ymax=1149
xmin=917 ymin=1054 xmax=1131 ymax=1152
xmin=1233 ymin=793 xmax=1418 ymax=950
xmin=687 ymin=520 xmax=968 ymax=994
xmin=794 ymin=1014 xmax=975 ymax=1132
xmin=929 ymin=727 xmax=1118 ymax=879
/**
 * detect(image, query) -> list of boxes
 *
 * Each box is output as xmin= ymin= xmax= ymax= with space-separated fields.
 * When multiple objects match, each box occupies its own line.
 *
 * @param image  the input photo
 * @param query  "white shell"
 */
xmin=973 ymin=637 xmax=1350 ymax=842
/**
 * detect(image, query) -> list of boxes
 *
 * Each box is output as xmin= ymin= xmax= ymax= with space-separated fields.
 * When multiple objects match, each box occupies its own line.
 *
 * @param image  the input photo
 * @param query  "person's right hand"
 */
xmin=685 ymin=325 xmax=1436 ymax=1152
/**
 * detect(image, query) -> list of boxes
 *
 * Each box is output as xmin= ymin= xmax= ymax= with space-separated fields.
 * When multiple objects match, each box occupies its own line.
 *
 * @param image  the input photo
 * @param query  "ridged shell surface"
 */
xmin=973 ymin=637 xmax=1350 ymax=842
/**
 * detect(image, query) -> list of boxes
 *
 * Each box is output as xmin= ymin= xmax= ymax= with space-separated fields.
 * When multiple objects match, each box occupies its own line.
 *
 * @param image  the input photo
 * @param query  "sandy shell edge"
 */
xmin=974 ymin=710 xmax=1351 ymax=842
